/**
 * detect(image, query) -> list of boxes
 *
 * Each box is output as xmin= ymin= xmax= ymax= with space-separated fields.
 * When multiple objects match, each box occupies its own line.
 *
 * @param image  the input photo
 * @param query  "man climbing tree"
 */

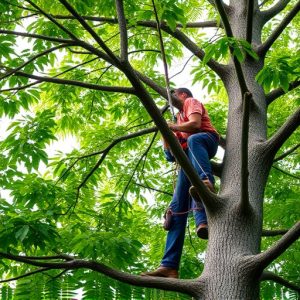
xmin=0 ymin=0 xmax=299 ymax=299
xmin=142 ymin=87 xmax=219 ymax=278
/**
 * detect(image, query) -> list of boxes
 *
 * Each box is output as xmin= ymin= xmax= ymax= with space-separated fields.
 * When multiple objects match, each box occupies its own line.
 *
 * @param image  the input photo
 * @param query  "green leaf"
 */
xmin=15 ymin=225 xmax=29 ymax=242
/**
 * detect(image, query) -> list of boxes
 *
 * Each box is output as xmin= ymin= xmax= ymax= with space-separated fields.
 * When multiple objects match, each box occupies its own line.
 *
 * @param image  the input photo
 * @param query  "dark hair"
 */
xmin=175 ymin=88 xmax=193 ymax=97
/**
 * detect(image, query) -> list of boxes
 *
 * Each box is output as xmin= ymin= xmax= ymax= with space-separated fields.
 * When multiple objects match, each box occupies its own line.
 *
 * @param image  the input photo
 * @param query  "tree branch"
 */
xmin=0 ymin=57 xmax=99 ymax=93
xmin=258 ymin=0 xmax=300 ymax=56
xmin=246 ymin=0 xmax=255 ymax=43
xmin=57 ymin=0 xmax=120 ymax=65
xmin=0 ymin=267 xmax=52 ymax=283
xmin=260 ymin=0 xmax=291 ymax=22
xmin=133 ymin=181 xmax=173 ymax=196
xmin=0 ymin=252 xmax=200 ymax=296
xmin=24 ymin=0 xmax=78 ymax=40
xmin=41 ymin=14 xmax=219 ymax=29
xmin=262 ymin=229 xmax=288 ymax=236
xmin=274 ymin=143 xmax=300 ymax=162
xmin=266 ymin=79 xmax=300 ymax=106
xmin=161 ymin=27 xmax=225 ymax=77
xmin=260 ymin=271 xmax=300 ymax=292
xmin=0 ymin=43 xmax=77 ymax=81
xmin=77 ymin=127 xmax=158 ymax=191
xmin=265 ymin=107 xmax=300 ymax=158
xmin=272 ymin=165 xmax=300 ymax=180
xmin=151 ymin=0 xmax=176 ymax=118
xmin=10 ymin=70 xmax=135 ymax=94
xmin=255 ymin=221 xmax=300 ymax=270
xmin=118 ymin=132 xmax=158 ymax=204
xmin=0 ymin=29 xmax=75 ymax=44
xmin=115 ymin=0 xmax=128 ymax=61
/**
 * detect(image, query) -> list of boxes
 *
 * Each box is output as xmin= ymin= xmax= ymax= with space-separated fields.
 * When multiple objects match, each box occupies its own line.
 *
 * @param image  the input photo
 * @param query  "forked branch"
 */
xmin=260 ymin=0 xmax=291 ymax=23
xmin=258 ymin=0 xmax=300 ymax=56
xmin=76 ymin=127 xmax=158 ymax=191
xmin=58 ymin=0 xmax=120 ymax=64
xmin=24 ymin=0 xmax=78 ymax=40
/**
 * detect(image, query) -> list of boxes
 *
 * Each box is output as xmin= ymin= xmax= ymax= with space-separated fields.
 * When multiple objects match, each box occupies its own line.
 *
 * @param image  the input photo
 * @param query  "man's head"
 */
xmin=171 ymin=88 xmax=193 ymax=109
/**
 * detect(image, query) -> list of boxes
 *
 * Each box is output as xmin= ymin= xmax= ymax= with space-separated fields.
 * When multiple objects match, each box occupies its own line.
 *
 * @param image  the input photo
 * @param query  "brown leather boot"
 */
xmin=196 ymin=223 xmax=208 ymax=239
xmin=141 ymin=266 xmax=179 ymax=278
xmin=202 ymin=179 xmax=216 ymax=193
xmin=189 ymin=180 xmax=215 ymax=202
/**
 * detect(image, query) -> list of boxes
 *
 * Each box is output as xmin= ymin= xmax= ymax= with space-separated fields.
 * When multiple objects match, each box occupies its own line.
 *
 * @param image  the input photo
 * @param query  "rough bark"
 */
xmin=1 ymin=1 xmax=298 ymax=299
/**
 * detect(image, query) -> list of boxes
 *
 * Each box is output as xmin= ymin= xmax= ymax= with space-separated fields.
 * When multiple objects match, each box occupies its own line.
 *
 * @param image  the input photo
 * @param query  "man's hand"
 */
xmin=168 ymin=113 xmax=202 ymax=133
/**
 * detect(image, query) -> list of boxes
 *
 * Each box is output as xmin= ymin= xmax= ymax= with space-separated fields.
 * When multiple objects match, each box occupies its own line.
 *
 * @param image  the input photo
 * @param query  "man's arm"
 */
xmin=168 ymin=113 xmax=202 ymax=133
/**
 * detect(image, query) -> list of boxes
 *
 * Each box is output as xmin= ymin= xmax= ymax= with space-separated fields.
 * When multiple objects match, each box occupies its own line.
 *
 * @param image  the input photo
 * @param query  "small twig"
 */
xmin=170 ymin=55 xmax=194 ymax=79
xmin=272 ymin=165 xmax=300 ymax=180
xmin=132 ymin=181 xmax=173 ymax=196
xmin=0 ymin=267 xmax=52 ymax=283
xmin=260 ymin=271 xmax=300 ymax=292
xmin=25 ymin=0 xmax=79 ymax=40
xmin=116 ymin=132 xmax=158 ymax=206
xmin=274 ymin=143 xmax=300 ymax=162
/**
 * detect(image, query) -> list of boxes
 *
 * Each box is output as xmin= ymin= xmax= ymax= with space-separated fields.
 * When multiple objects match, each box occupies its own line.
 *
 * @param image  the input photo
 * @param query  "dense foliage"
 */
xmin=0 ymin=0 xmax=299 ymax=299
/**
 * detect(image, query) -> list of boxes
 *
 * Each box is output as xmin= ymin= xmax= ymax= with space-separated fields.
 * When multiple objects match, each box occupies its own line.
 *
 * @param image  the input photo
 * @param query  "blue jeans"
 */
xmin=161 ymin=132 xmax=218 ymax=269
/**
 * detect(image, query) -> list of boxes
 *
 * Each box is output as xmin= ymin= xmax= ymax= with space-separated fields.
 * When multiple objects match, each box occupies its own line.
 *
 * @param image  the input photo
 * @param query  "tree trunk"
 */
xmin=198 ymin=54 xmax=268 ymax=298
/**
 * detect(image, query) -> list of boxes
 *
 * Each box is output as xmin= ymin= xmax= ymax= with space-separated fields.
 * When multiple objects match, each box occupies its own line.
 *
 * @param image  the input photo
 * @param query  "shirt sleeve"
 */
xmin=185 ymin=98 xmax=203 ymax=118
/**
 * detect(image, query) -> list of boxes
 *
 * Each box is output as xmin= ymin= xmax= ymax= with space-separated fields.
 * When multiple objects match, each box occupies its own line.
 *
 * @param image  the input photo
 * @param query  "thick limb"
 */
xmin=264 ymin=108 xmax=300 ymax=159
xmin=258 ymin=1 xmax=300 ymax=56
xmin=260 ymin=0 xmax=292 ymax=23
xmin=0 ymin=252 xmax=200 ymax=296
xmin=254 ymin=221 xmax=300 ymax=270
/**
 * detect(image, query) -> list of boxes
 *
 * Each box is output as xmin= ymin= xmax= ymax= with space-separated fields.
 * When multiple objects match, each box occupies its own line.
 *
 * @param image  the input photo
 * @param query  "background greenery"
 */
xmin=0 ymin=0 xmax=299 ymax=299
